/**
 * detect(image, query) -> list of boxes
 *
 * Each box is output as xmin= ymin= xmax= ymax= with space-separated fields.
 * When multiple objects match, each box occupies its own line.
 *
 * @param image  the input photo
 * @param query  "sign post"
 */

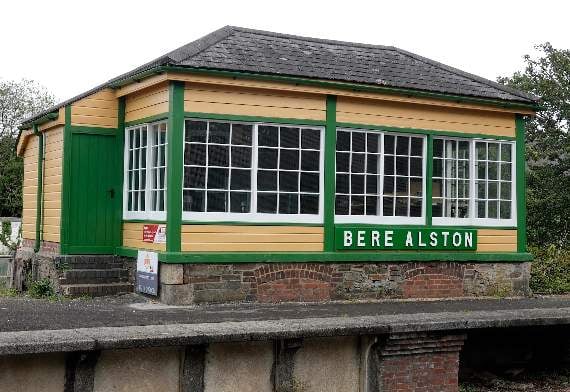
xmin=136 ymin=250 xmax=159 ymax=296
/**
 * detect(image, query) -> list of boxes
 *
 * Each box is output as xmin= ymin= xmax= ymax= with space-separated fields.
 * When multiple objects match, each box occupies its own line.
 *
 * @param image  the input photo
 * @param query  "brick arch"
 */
xmin=254 ymin=264 xmax=334 ymax=303
xmin=401 ymin=263 xmax=465 ymax=299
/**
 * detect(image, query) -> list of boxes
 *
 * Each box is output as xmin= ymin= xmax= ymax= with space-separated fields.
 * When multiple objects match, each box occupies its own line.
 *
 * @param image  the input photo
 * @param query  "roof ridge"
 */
xmin=391 ymin=47 xmax=539 ymax=102
xmin=227 ymin=26 xmax=399 ymax=52
xmin=165 ymin=25 xmax=236 ymax=63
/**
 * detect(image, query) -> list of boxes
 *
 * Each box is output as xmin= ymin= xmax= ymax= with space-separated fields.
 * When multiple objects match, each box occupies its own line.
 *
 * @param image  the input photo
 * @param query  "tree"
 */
xmin=498 ymin=43 xmax=570 ymax=247
xmin=0 ymin=79 xmax=56 ymax=217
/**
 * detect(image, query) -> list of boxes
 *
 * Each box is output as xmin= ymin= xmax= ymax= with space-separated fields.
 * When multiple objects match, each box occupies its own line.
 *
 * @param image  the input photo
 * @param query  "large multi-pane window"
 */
xmin=182 ymin=119 xmax=324 ymax=223
xmin=124 ymin=121 xmax=168 ymax=219
xmin=432 ymin=138 xmax=471 ymax=220
xmin=475 ymin=141 xmax=514 ymax=221
xmin=335 ymin=128 xmax=426 ymax=224
xmin=432 ymin=138 xmax=515 ymax=225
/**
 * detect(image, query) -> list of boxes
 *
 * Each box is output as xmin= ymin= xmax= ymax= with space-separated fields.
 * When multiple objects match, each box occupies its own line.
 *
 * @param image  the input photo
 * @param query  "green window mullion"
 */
xmin=166 ymin=81 xmax=185 ymax=252
xmin=515 ymin=115 xmax=526 ymax=253
xmin=425 ymin=134 xmax=434 ymax=226
xmin=324 ymin=95 xmax=337 ymax=251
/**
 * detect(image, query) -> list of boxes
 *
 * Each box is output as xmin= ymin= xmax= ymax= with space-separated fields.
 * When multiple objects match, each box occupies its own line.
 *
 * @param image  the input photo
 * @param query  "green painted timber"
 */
xmin=114 ymin=246 xmax=532 ymax=263
xmin=516 ymin=115 xmax=527 ymax=253
xmin=125 ymin=113 xmax=169 ymax=127
xmin=425 ymin=135 xmax=434 ymax=226
xmin=337 ymin=122 xmax=516 ymax=141
xmin=115 ymin=97 xmax=126 ymax=248
xmin=166 ymin=81 xmax=184 ymax=252
xmin=33 ymin=125 xmax=44 ymax=252
xmin=324 ymin=95 xmax=337 ymax=251
xmin=60 ymin=106 xmax=72 ymax=254
xmin=68 ymin=126 xmax=117 ymax=136
xmin=65 ymin=132 xmax=119 ymax=254
xmin=184 ymin=112 xmax=326 ymax=126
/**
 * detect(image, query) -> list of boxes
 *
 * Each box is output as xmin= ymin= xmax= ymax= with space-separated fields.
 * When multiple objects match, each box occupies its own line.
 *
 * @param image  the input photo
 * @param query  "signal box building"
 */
xmin=16 ymin=27 xmax=538 ymax=303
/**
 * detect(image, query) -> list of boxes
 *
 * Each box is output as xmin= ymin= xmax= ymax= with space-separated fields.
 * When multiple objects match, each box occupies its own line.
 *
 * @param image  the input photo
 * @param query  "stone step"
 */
xmin=56 ymin=255 xmax=124 ymax=271
xmin=59 ymin=269 xmax=130 ymax=285
xmin=61 ymin=282 xmax=134 ymax=297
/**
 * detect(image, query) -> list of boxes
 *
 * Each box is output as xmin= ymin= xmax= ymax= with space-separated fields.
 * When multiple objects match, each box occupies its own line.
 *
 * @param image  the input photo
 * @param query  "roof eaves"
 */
xmin=392 ymin=47 xmax=539 ymax=103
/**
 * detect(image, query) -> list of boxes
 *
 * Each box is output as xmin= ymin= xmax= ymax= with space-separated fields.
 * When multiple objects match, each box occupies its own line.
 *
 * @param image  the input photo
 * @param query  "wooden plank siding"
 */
xmin=181 ymin=225 xmax=324 ymax=252
xmin=21 ymin=136 xmax=39 ymax=240
xmin=184 ymin=82 xmax=326 ymax=121
xmin=336 ymin=96 xmax=516 ymax=137
xmin=41 ymin=127 xmax=64 ymax=243
xmin=125 ymin=82 xmax=169 ymax=123
xmin=71 ymin=89 xmax=118 ymax=128
xmin=122 ymin=222 xmax=166 ymax=251
xmin=477 ymin=229 xmax=517 ymax=252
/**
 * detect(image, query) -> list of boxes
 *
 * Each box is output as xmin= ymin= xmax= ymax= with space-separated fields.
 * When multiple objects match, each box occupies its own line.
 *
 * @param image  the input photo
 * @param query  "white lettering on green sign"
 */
xmin=336 ymin=228 xmax=476 ymax=250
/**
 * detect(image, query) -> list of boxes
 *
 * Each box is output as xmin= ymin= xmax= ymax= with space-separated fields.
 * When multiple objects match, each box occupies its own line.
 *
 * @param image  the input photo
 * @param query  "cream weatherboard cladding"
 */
xmin=184 ymin=82 xmax=327 ymax=121
xmin=42 ymin=126 xmax=64 ymax=243
xmin=22 ymin=136 xmax=39 ymax=240
xmin=71 ymin=89 xmax=118 ymax=128
xmin=125 ymin=83 xmax=169 ymax=123
xmin=122 ymin=222 xmax=166 ymax=252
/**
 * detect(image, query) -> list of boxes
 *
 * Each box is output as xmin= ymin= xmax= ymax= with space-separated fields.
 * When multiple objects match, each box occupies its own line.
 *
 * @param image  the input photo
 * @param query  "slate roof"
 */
xmin=22 ymin=26 xmax=538 ymax=126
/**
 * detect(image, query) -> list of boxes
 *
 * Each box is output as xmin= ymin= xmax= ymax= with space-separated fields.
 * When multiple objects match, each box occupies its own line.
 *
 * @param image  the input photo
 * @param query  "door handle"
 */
xmin=108 ymin=188 xmax=115 ymax=199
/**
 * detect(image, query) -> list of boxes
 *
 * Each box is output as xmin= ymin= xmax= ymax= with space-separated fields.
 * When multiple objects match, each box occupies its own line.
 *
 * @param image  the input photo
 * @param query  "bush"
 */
xmin=529 ymin=245 xmax=570 ymax=294
xmin=28 ymin=278 xmax=55 ymax=299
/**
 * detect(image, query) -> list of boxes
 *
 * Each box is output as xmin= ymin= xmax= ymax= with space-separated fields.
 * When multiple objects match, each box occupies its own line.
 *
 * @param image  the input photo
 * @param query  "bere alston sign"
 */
xmin=335 ymin=228 xmax=477 ymax=250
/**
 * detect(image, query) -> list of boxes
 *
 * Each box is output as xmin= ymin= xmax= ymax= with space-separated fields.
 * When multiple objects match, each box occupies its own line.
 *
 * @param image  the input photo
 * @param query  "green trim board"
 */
xmin=324 ymin=95 xmax=337 ymax=251
xmin=425 ymin=135 xmax=434 ymax=226
xmin=59 ymin=105 xmax=72 ymax=254
xmin=69 ymin=126 xmax=117 ymax=136
xmin=125 ymin=113 xmax=169 ymax=127
xmin=108 ymin=65 xmax=538 ymax=111
xmin=166 ymin=81 xmax=185 ymax=252
xmin=114 ymin=246 xmax=532 ymax=263
xmin=115 ymin=97 xmax=126 ymax=249
xmin=34 ymin=125 xmax=44 ymax=252
xmin=184 ymin=112 xmax=326 ymax=126
xmin=516 ymin=115 xmax=527 ymax=253
xmin=337 ymin=122 xmax=516 ymax=141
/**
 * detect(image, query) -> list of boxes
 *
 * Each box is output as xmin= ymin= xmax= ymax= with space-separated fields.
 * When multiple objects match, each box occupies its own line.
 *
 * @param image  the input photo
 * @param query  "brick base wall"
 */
xmin=158 ymin=261 xmax=531 ymax=305
xmin=375 ymin=332 xmax=466 ymax=392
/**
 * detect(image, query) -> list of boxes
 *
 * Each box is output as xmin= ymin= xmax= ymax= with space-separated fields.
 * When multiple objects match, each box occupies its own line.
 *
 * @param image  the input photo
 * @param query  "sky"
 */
xmin=1 ymin=0 xmax=568 ymax=102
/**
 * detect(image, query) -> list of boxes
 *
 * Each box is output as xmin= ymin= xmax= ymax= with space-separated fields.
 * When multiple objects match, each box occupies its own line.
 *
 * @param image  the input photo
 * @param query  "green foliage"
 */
xmin=0 ymin=79 xmax=56 ymax=217
xmin=499 ymin=43 xmax=570 ymax=248
xmin=529 ymin=245 xmax=570 ymax=294
xmin=0 ymin=287 xmax=18 ymax=297
xmin=0 ymin=221 xmax=21 ymax=253
xmin=28 ymin=277 xmax=55 ymax=299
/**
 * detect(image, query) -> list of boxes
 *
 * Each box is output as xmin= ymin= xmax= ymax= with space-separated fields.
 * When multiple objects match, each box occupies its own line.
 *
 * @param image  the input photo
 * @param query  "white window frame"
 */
xmin=181 ymin=119 xmax=325 ymax=224
xmin=123 ymin=121 xmax=168 ymax=221
xmin=334 ymin=128 xmax=427 ymax=225
xmin=432 ymin=137 xmax=516 ymax=227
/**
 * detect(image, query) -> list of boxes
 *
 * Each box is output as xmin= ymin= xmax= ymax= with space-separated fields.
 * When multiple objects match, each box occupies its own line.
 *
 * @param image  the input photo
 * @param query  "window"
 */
xmin=432 ymin=138 xmax=515 ymax=226
xmin=182 ymin=119 xmax=324 ymax=223
xmin=432 ymin=138 xmax=471 ymax=219
xmin=123 ymin=121 xmax=167 ymax=220
xmin=335 ymin=128 xmax=426 ymax=224
xmin=475 ymin=141 xmax=514 ymax=222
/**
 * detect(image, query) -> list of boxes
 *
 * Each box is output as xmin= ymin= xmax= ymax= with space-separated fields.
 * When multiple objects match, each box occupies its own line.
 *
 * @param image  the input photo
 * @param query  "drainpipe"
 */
xmin=33 ymin=125 xmax=44 ymax=253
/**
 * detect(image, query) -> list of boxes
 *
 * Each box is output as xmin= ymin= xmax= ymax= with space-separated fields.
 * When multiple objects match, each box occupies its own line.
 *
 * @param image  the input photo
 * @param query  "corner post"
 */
xmin=515 ymin=114 xmax=526 ymax=253
xmin=166 ymin=81 xmax=185 ymax=253
xmin=34 ymin=124 xmax=44 ymax=253
xmin=324 ymin=95 xmax=337 ymax=252
xmin=114 ymin=97 xmax=126 ymax=249
xmin=60 ymin=105 xmax=72 ymax=254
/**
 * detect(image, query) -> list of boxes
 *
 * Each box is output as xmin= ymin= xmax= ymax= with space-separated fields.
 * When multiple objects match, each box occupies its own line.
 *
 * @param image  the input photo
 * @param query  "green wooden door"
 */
xmin=66 ymin=132 xmax=119 ymax=254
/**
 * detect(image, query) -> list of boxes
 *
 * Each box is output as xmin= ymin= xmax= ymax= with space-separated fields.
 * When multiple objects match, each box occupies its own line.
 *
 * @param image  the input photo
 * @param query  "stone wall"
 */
xmin=158 ymin=261 xmax=532 ymax=305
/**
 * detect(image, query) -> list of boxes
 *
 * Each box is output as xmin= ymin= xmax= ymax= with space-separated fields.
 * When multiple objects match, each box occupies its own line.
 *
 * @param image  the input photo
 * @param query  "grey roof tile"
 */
xmin=22 ymin=26 xmax=537 ymax=126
